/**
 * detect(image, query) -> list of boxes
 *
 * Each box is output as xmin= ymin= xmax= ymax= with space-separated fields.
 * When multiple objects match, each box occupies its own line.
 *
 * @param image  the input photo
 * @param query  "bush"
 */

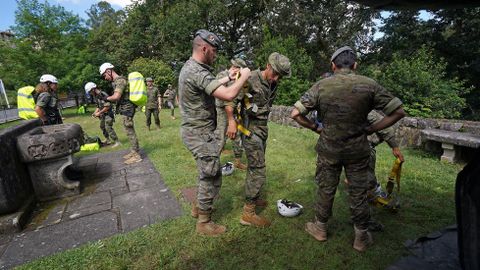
xmin=363 ymin=47 xmax=469 ymax=119
xmin=128 ymin=58 xmax=176 ymax=91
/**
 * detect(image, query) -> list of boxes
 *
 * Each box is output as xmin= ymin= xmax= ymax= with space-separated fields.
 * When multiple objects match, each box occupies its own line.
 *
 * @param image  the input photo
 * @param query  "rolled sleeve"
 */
xmin=294 ymin=100 xmax=308 ymax=115
xmin=382 ymin=97 xmax=403 ymax=116
xmin=205 ymin=79 xmax=224 ymax=95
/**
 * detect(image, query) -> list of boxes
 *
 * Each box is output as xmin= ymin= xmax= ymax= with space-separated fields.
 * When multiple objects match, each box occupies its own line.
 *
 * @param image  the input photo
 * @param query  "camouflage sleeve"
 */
xmin=198 ymin=70 xmax=222 ymax=95
xmin=369 ymin=111 xmax=398 ymax=148
xmin=294 ymin=82 xmax=320 ymax=115
xmin=100 ymin=91 xmax=111 ymax=107
xmin=114 ymin=77 xmax=128 ymax=94
xmin=372 ymin=83 xmax=403 ymax=115
xmin=35 ymin=92 xmax=51 ymax=108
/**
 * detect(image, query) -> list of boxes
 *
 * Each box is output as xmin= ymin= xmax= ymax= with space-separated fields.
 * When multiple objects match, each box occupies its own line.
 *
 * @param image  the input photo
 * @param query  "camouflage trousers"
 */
xmin=314 ymin=153 xmax=371 ymax=230
xmin=215 ymin=106 xmax=244 ymax=158
xmin=367 ymin=147 xmax=379 ymax=190
xmin=145 ymin=108 xmax=160 ymax=127
xmin=181 ymin=128 xmax=222 ymax=212
xmin=167 ymin=101 xmax=175 ymax=116
xmin=100 ymin=115 xmax=118 ymax=141
xmin=243 ymin=126 xmax=268 ymax=202
xmin=123 ymin=115 xmax=139 ymax=153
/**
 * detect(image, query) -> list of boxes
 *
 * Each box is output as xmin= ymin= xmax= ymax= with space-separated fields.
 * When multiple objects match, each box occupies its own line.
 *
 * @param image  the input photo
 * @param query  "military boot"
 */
xmin=191 ymin=202 xmax=199 ymax=218
xmin=196 ymin=211 xmax=226 ymax=236
xmin=305 ymin=221 xmax=327 ymax=242
xmin=353 ymin=226 xmax=373 ymax=252
xmin=240 ymin=203 xmax=271 ymax=228
xmin=123 ymin=151 xmax=135 ymax=159
xmin=124 ymin=152 xmax=142 ymax=165
xmin=234 ymin=158 xmax=247 ymax=170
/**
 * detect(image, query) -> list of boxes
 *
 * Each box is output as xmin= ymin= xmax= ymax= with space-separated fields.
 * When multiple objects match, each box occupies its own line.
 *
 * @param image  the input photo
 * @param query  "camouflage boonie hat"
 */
xmin=331 ymin=46 xmax=355 ymax=62
xmin=195 ymin=29 xmax=221 ymax=49
xmin=230 ymin=58 xmax=247 ymax=68
xmin=145 ymin=77 xmax=153 ymax=82
xmin=268 ymin=52 xmax=291 ymax=77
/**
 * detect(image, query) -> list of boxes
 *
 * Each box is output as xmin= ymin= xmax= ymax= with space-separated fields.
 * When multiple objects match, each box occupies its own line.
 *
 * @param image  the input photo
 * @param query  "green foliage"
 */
xmin=363 ymin=47 xmax=469 ymax=119
xmin=128 ymin=58 xmax=175 ymax=90
xmin=254 ymin=27 xmax=313 ymax=106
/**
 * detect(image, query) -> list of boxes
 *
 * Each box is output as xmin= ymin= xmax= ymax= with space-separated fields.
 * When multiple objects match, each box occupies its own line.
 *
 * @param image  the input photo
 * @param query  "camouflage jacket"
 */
xmin=294 ymin=69 xmax=402 ymax=159
xmin=36 ymin=90 xmax=58 ymax=110
xmin=113 ymin=76 xmax=135 ymax=116
xmin=146 ymin=86 xmax=160 ymax=109
xmin=178 ymin=57 xmax=223 ymax=132
xmin=234 ymin=69 xmax=277 ymax=122
xmin=93 ymin=91 xmax=113 ymax=117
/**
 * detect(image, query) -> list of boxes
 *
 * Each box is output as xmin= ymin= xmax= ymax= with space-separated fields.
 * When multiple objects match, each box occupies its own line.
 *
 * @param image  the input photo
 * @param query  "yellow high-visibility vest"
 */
xmin=17 ymin=86 xmax=38 ymax=119
xmin=128 ymin=72 xmax=147 ymax=106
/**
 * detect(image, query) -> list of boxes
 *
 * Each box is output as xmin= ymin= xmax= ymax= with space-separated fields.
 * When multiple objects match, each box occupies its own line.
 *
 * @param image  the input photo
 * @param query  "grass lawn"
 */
xmin=4 ymin=107 xmax=461 ymax=270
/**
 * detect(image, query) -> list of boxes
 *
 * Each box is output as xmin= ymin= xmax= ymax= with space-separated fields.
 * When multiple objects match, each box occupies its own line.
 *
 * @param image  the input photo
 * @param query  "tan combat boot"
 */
xmin=353 ymin=226 xmax=373 ymax=252
xmin=123 ymin=151 xmax=135 ymax=159
xmin=234 ymin=158 xmax=247 ymax=170
xmin=124 ymin=152 xmax=142 ymax=165
xmin=191 ymin=202 xmax=199 ymax=218
xmin=305 ymin=221 xmax=327 ymax=241
xmin=196 ymin=211 xmax=226 ymax=236
xmin=240 ymin=203 xmax=271 ymax=228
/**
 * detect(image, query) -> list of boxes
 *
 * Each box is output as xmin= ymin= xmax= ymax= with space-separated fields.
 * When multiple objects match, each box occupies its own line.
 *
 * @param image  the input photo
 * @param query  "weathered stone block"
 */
xmin=0 ymin=120 xmax=38 ymax=215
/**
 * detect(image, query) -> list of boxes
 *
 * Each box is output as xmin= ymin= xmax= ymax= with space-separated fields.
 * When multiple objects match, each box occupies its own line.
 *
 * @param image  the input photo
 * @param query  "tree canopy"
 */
xmin=0 ymin=0 xmax=478 ymax=119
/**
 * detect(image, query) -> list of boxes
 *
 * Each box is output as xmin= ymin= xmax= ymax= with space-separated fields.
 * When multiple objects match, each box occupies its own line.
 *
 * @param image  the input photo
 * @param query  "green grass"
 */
xmin=5 ymin=107 xmax=461 ymax=270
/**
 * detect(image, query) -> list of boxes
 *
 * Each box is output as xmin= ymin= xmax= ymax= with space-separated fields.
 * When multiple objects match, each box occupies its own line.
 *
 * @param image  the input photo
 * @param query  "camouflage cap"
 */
xmin=195 ymin=29 xmax=221 ymax=49
xmin=145 ymin=77 xmax=153 ymax=82
xmin=230 ymin=58 xmax=247 ymax=68
xmin=268 ymin=52 xmax=291 ymax=77
xmin=330 ymin=46 xmax=355 ymax=62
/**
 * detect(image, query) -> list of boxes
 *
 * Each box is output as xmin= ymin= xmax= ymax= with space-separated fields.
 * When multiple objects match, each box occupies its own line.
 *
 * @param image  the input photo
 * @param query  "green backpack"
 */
xmin=128 ymin=72 xmax=147 ymax=106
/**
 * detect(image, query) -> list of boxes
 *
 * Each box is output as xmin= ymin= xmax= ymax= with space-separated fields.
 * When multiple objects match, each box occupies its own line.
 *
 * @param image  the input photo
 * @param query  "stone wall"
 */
xmin=268 ymin=105 xmax=480 ymax=148
xmin=0 ymin=119 xmax=39 ymax=214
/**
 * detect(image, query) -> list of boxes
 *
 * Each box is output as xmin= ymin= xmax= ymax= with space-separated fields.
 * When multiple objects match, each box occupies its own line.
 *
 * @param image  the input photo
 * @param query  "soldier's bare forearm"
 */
xmin=291 ymin=108 xmax=321 ymax=133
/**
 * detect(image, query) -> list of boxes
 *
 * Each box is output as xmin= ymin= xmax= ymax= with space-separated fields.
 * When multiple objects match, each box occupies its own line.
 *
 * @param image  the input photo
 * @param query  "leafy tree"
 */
xmin=254 ymin=27 xmax=313 ymax=106
xmin=364 ymin=47 xmax=469 ymax=119
xmin=128 ymin=57 xmax=176 ymax=91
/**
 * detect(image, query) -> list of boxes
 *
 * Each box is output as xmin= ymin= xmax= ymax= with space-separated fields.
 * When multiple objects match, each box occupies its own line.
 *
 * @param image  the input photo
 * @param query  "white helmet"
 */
xmin=277 ymin=199 xmax=303 ymax=217
xmin=221 ymin=162 xmax=234 ymax=176
xmin=99 ymin=62 xmax=114 ymax=75
xmin=84 ymin=82 xmax=97 ymax=94
xmin=40 ymin=74 xmax=58 ymax=83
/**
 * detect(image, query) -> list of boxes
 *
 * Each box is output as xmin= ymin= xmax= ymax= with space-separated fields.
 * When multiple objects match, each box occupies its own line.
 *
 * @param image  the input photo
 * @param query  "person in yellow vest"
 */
xmin=100 ymin=62 xmax=142 ymax=164
xmin=35 ymin=74 xmax=63 ymax=125
xmin=17 ymin=85 xmax=38 ymax=120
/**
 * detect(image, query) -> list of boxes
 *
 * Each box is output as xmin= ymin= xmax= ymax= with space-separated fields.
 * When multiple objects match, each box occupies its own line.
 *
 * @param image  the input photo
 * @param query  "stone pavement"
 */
xmin=0 ymin=149 xmax=182 ymax=269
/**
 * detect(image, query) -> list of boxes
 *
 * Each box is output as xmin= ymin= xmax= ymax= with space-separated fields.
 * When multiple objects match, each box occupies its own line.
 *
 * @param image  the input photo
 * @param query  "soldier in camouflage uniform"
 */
xmin=85 ymin=82 xmax=120 ymax=147
xmin=145 ymin=77 xmax=161 ymax=130
xmin=163 ymin=84 xmax=177 ymax=120
xmin=233 ymin=52 xmax=292 ymax=228
xmin=291 ymin=46 xmax=405 ymax=252
xmin=100 ymin=62 xmax=142 ymax=165
xmin=366 ymin=110 xmax=404 ymax=196
xmin=35 ymin=74 xmax=63 ymax=125
xmin=214 ymin=58 xmax=247 ymax=170
xmin=179 ymin=29 xmax=251 ymax=236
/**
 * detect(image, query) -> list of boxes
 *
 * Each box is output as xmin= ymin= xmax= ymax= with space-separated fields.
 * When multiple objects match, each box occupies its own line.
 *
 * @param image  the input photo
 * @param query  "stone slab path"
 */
xmin=0 ymin=149 xmax=182 ymax=269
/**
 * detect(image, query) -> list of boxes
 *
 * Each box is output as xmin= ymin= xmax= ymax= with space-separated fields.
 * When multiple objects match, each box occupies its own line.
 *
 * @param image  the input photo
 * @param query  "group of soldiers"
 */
xmin=84 ymin=63 xmax=177 ymax=165
xmin=179 ymin=29 xmax=405 ymax=252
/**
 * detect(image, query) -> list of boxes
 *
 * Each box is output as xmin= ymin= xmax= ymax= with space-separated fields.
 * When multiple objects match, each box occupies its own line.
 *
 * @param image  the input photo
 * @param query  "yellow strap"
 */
xmin=237 ymin=123 xmax=251 ymax=137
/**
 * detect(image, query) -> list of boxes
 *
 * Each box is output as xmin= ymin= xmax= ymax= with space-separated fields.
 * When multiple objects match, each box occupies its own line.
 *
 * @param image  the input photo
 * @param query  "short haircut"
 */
xmin=333 ymin=51 xmax=356 ymax=69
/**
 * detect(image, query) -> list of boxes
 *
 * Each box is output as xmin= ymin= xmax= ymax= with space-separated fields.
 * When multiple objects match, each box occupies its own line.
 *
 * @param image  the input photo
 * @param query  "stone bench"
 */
xmin=421 ymin=129 xmax=480 ymax=163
